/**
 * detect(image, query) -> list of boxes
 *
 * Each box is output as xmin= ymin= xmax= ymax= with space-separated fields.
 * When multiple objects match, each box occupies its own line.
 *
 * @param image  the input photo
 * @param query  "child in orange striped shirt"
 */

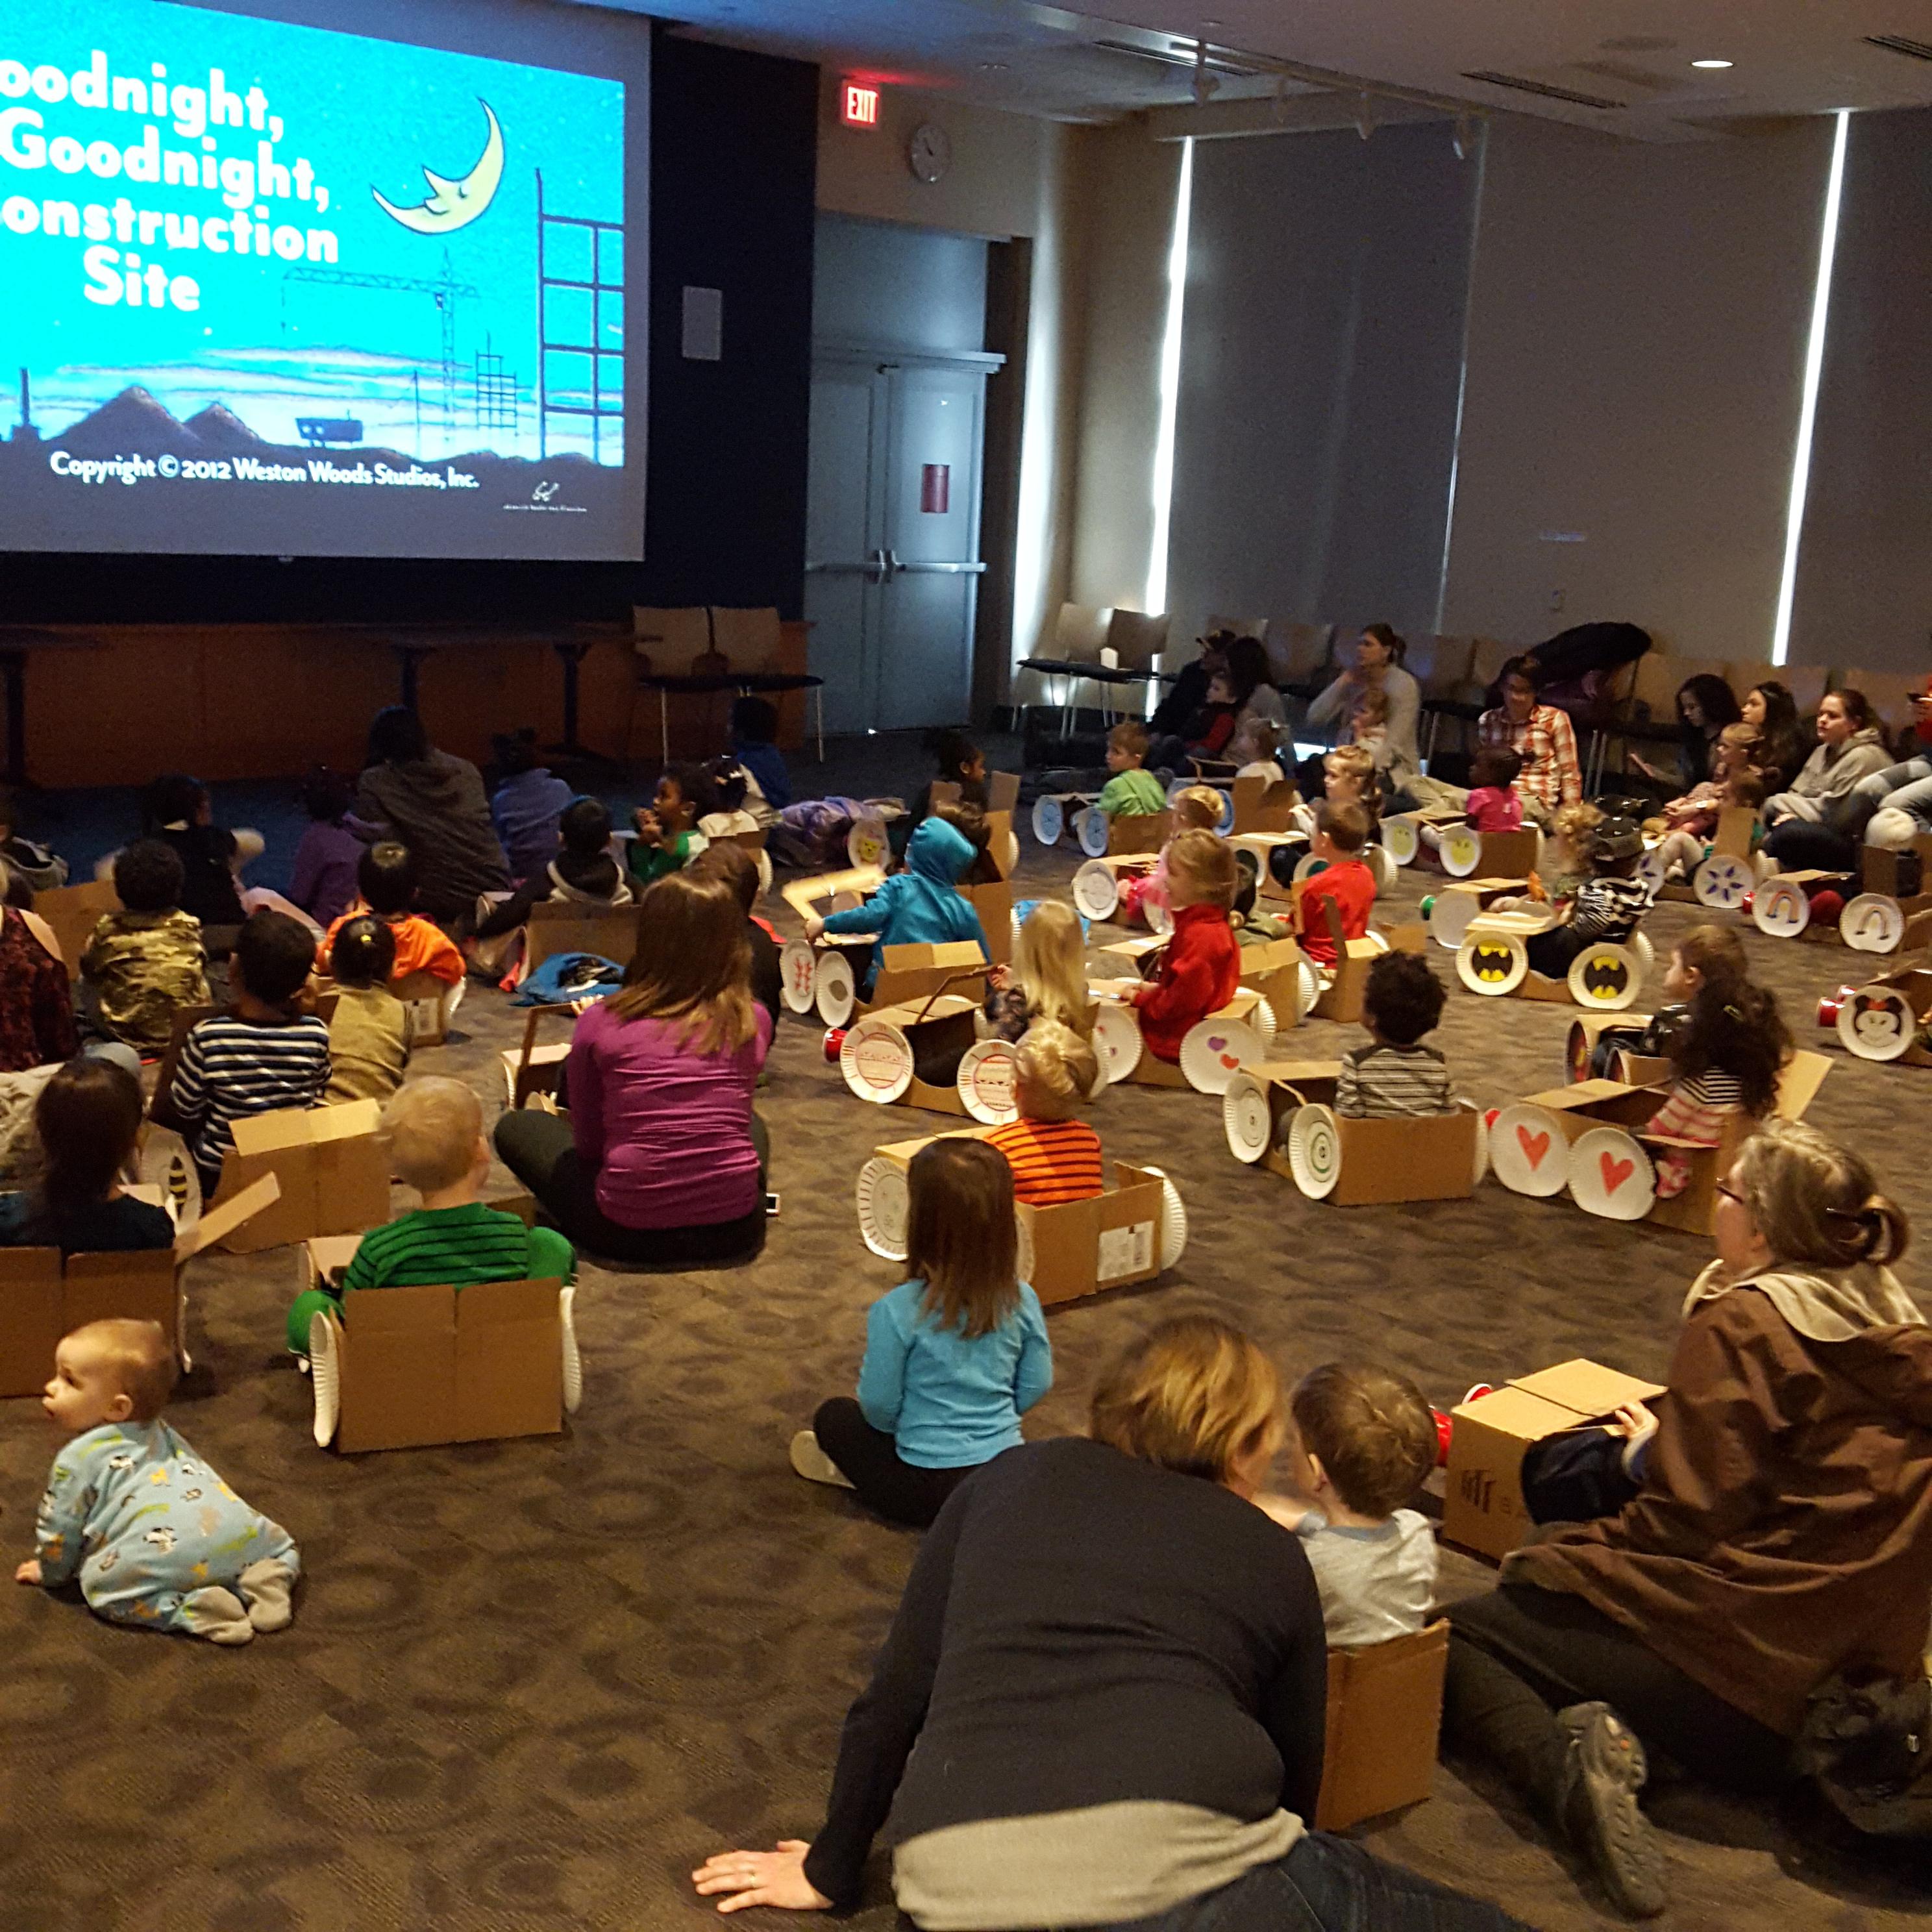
xmin=984 ymin=1021 xmax=1105 ymax=1207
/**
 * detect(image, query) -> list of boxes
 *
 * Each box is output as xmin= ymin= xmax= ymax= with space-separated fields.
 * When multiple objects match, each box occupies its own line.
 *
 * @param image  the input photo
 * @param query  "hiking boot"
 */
xmin=1556 ymin=1702 xmax=1667 ymax=1918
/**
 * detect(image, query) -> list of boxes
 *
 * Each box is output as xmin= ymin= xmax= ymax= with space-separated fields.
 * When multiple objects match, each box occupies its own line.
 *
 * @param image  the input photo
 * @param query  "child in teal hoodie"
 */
xmin=806 ymin=813 xmax=987 ymax=996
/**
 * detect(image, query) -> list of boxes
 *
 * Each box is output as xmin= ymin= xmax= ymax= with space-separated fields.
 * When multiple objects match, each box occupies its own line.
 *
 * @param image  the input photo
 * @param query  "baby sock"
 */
xmin=238 ymin=1558 xmax=298 ymax=1633
xmin=179 ymin=1586 xmax=254 ymax=1645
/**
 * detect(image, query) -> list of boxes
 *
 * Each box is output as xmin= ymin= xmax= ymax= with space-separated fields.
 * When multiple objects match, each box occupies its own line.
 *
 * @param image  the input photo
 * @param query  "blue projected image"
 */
xmin=0 ymin=0 xmax=641 ymax=560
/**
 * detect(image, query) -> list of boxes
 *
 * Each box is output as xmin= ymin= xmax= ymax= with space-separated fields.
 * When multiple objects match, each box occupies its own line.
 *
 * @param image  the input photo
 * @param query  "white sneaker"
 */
xmin=789 ymin=1429 xmax=855 ymax=1489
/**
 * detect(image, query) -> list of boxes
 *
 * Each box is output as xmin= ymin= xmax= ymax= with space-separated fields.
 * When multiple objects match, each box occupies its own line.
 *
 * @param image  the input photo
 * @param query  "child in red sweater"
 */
xmin=1128 ymin=830 xmax=1241 ymax=1061
xmin=1294 ymin=802 xmax=1376 ymax=969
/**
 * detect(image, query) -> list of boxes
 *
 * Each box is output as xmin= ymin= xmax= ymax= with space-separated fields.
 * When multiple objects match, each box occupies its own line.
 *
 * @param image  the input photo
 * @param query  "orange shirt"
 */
xmin=1294 ymin=859 xmax=1376 ymax=967
xmin=985 ymin=1116 xmax=1106 ymax=1208
xmin=319 ymin=904 xmax=465 ymax=987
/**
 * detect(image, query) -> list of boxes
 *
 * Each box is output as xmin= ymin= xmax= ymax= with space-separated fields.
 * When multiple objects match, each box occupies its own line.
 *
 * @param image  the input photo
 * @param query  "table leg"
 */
xmin=1 ymin=652 xmax=25 ymax=787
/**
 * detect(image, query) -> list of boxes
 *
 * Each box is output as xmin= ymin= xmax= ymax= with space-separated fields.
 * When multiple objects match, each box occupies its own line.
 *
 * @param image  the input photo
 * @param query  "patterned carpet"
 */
xmin=3 ymin=807 xmax=1929 ymax=1932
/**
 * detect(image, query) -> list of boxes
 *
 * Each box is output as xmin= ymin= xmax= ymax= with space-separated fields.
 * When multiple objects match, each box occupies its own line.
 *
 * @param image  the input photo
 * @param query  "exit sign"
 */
xmin=842 ymin=81 xmax=881 ymax=127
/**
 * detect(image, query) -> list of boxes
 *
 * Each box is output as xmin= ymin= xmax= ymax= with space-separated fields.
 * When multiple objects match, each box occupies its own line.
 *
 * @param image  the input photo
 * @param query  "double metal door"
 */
xmin=805 ymin=353 xmax=995 ymax=735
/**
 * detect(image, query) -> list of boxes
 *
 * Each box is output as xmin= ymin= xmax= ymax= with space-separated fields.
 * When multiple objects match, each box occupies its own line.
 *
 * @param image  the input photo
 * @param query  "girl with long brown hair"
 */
xmin=492 ymin=869 xmax=772 ymax=1264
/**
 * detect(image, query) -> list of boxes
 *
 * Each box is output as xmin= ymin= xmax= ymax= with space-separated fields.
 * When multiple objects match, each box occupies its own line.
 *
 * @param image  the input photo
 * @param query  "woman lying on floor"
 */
xmin=1445 ymin=1119 xmax=1932 ymax=1919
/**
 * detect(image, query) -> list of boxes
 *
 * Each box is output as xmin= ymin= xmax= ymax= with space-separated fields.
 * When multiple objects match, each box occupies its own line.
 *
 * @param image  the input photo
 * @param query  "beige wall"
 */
xmin=1443 ymin=116 xmax=1833 ymax=663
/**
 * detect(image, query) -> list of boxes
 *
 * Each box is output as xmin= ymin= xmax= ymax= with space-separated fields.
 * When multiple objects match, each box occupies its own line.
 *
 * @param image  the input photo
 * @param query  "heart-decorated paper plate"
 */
xmin=956 ymin=1039 xmax=1022 ymax=1124
xmin=1178 ymin=1016 xmax=1267 ymax=1094
xmin=1489 ymin=1103 xmax=1568 ymax=1196
xmin=847 ymin=817 xmax=889 ymax=870
xmin=1076 ymin=807 xmax=1111 ymax=857
xmin=839 ymin=1017 xmax=914 ymax=1104
xmin=1430 ymin=891 xmax=1481 ymax=951
xmin=1287 ymin=1103 xmax=1343 ymax=1200
xmin=1457 ymin=927 xmax=1528 ymax=997
xmin=854 ymin=1155 xmax=912 ymax=1259
xmin=814 ymin=948 xmax=857 ymax=1027
xmin=1222 ymin=1071 xmax=1274 ymax=1163
xmin=1072 ymin=859 xmax=1122 ymax=922
xmin=1092 ymin=999 xmax=1143 ymax=1082
xmin=1751 ymin=876 xmax=1809 ymax=938
xmin=1568 ymin=1126 xmax=1655 ymax=1221
xmin=1567 ymin=942 xmax=1642 ymax=1011
xmin=1842 ymin=893 xmax=1905 ymax=955
xmin=1838 ymin=984 xmax=1916 ymax=1061
xmin=1383 ymin=816 xmax=1420 ymax=865
xmin=1693 ymin=852 xmax=1752 ymax=912
xmin=1032 ymin=795 xmax=1065 ymax=847
xmin=780 ymin=938 xmax=818 ymax=1013
xmin=1440 ymin=826 xmax=1483 ymax=878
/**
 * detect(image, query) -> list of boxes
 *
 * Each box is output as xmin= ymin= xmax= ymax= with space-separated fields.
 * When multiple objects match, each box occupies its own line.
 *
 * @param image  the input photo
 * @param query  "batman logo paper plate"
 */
xmin=1456 ymin=929 xmax=1526 ymax=995
xmin=1568 ymin=943 xmax=1641 ymax=1010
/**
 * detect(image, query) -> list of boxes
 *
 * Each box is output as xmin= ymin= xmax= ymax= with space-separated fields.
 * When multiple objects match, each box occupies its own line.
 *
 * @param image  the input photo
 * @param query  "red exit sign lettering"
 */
xmin=842 ymin=82 xmax=882 ymax=128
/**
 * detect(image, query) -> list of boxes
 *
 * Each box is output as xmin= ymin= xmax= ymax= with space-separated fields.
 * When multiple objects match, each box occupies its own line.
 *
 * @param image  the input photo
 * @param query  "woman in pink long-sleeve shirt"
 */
xmin=494 ymin=872 xmax=771 ymax=1265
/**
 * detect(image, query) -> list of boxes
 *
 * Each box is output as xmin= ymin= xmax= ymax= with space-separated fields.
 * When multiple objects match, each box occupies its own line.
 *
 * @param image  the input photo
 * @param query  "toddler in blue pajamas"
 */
xmin=15 ymin=1319 xmax=300 ymax=1644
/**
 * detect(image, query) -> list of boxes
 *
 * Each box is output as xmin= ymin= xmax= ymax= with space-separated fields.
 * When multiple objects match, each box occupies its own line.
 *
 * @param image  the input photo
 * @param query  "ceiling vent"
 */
xmin=1866 ymin=34 xmax=1932 ymax=62
xmin=1462 ymin=70 xmax=1626 ymax=110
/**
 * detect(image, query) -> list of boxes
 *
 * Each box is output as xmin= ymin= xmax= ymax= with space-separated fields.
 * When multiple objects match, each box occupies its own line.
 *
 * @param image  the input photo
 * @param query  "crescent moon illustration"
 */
xmin=373 ymin=100 xmax=504 ymax=234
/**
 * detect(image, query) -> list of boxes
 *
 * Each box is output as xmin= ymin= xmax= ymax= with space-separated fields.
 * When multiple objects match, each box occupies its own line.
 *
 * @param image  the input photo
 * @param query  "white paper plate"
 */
xmin=1440 ymin=827 xmax=1483 ymax=878
xmin=1465 ymin=1100 xmax=1491 ymax=1185
xmin=1565 ymin=1019 xmax=1596 ymax=1084
xmin=1567 ymin=943 xmax=1642 ymax=1010
xmin=1072 ymin=859 xmax=1122 ymax=922
xmin=1751 ymin=877 xmax=1809 ymax=938
xmin=1092 ymin=999 xmax=1143 ymax=1082
xmin=136 ymin=1124 xmax=202 ymax=1235
xmin=1635 ymin=848 xmax=1668 ymax=897
xmin=1287 ymin=1103 xmax=1343 ymax=1200
xmin=1293 ymin=852 xmax=1328 ymax=885
xmin=847 ymin=817 xmax=890 ymax=870
xmin=1839 ymin=984 xmax=1916 ymax=1061
xmin=956 ymin=1039 xmax=1022 ymax=1124
xmin=1631 ymin=930 xmax=1654 ymax=974
xmin=997 ymin=827 xmax=1021 ymax=876
xmin=1244 ymin=995 xmax=1278 ymax=1043
xmin=1032 ymin=795 xmax=1065 ymax=847
xmin=309 ymin=1309 xmax=340 ymax=1447
xmin=1430 ymin=891 xmax=1480 ymax=951
xmin=1076 ymin=807 xmax=1111 ymax=858
xmin=1368 ymin=845 xmax=1398 ymax=893
xmin=1842 ymin=893 xmax=1905 ymax=955
xmin=1693 ymin=852 xmax=1753 ymax=911
xmin=780 ymin=938 xmax=818 ymax=1014
xmin=814 ymin=948 xmax=857 ymax=1027
xmin=839 ymin=1018 xmax=914 ymax=1104
xmin=1457 ymin=928 xmax=1528 ymax=997
xmin=1568 ymin=1126 xmax=1656 ymax=1221
xmin=1148 ymin=1165 xmax=1189 ymax=1267
xmin=1176 ymin=1016 xmax=1265 ymax=1095
xmin=1222 ymin=1071 xmax=1274 ymax=1163
xmin=1384 ymin=816 xmax=1420 ymax=866
xmin=1489 ymin=1103 xmax=1568 ymax=1196
xmin=855 ymin=1155 xmax=913 ymax=1259
xmin=1296 ymin=959 xmax=1322 ymax=1022
xmin=1147 ymin=898 xmax=1174 ymax=937
xmin=1213 ymin=789 xmax=1236 ymax=835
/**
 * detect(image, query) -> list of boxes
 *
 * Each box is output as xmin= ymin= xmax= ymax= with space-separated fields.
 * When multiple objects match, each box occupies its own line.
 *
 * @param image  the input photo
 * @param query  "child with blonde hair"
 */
xmin=1228 ymin=713 xmax=1286 ymax=780
xmin=16 ymin=1318 xmax=300 ymax=1644
xmin=1117 ymin=785 xmax=1222 ymax=929
xmin=790 ymin=1137 xmax=1051 ymax=1526
xmin=1539 ymin=799 xmax=1605 ymax=910
xmin=985 ymin=901 xmax=1093 ymax=1044
xmin=1127 ymin=829 xmax=1241 ymax=1061
xmin=985 ymin=1020 xmax=1104 ymax=1206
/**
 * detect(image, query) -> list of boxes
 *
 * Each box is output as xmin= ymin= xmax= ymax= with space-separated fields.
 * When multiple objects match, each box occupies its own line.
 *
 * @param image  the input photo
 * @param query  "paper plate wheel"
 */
xmin=1179 ymin=1017 xmax=1267 ymax=1094
xmin=1293 ymin=852 xmax=1329 ymax=885
xmin=1233 ymin=846 xmax=1262 ymax=893
xmin=1631 ymin=930 xmax=1654 ymax=975
xmin=1465 ymin=1101 xmax=1491 ymax=1185
xmin=814 ymin=949 xmax=857 ymax=1027
xmin=1842 ymin=893 xmax=1905 ymax=955
xmin=1222 ymin=1072 xmax=1274 ymax=1164
xmin=1214 ymin=789 xmax=1236 ymax=835
xmin=956 ymin=1039 xmax=1022 ymax=1124
xmin=1286 ymin=1104 xmax=1343 ymax=1200
xmin=1567 ymin=942 xmax=1642 ymax=1011
xmin=855 ymin=1155 xmax=912 ymax=1259
xmin=1366 ymin=929 xmax=1392 ymax=954
xmin=1295 ymin=960 xmax=1322 ymax=1021
xmin=847 ymin=816 xmax=889 ymax=870
xmin=1430 ymin=891 xmax=1480 ymax=951
xmin=1490 ymin=1103 xmax=1568 ymax=1196
xmin=1243 ymin=995 xmax=1278 ymax=1044
xmin=1146 ymin=898 xmax=1174 ymax=937
xmin=1384 ymin=817 xmax=1420 ymax=866
xmin=1368 ymin=845 xmax=1398 ymax=893
xmin=1015 ymin=1208 xmax=1035 ymax=1288
xmin=560 ymin=1285 xmax=583 ymax=1415
xmin=136 ymin=1124 xmax=203 ymax=1235
xmin=1838 ymin=984 xmax=1916 ymax=1062
xmin=839 ymin=1017 xmax=915 ymax=1104
xmin=1092 ymin=1000 xmax=1143 ymax=1082
xmin=1143 ymin=1165 xmax=1189 ymax=1267
xmin=1694 ymin=852 xmax=1753 ymax=912
xmin=780 ymin=939 xmax=818 ymax=1014
xmin=1635 ymin=848 xmax=1668 ymax=897
xmin=1032 ymin=795 xmax=1065 ymax=846
xmin=1457 ymin=928 xmax=1528 ymax=997
xmin=1440 ymin=827 xmax=1483 ymax=878
xmin=997 ymin=827 xmax=1021 ymax=876
xmin=1076 ymin=807 xmax=1111 ymax=858
xmin=1565 ymin=1019 xmax=1594 ymax=1084
xmin=308 ymin=1310 xmax=340 ymax=1448
xmin=1750 ymin=876 xmax=1809 ymax=938
xmin=1568 ymin=1126 xmax=1655 ymax=1222
xmin=1072 ymin=859 xmax=1121 ymax=922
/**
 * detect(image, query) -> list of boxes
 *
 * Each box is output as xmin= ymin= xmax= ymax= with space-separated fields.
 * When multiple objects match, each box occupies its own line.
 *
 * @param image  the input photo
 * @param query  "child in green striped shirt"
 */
xmin=285 ymin=1076 xmax=573 ymax=1356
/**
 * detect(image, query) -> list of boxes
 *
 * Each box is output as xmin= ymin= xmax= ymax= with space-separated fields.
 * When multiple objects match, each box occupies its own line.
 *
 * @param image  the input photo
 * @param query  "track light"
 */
xmin=1452 ymin=112 xmax=1475 ymax=160
xmin=1354 ymin=90 xmax=1373 ymax=140
xmin=1191 ymin=41 xmax=1218 ymax=106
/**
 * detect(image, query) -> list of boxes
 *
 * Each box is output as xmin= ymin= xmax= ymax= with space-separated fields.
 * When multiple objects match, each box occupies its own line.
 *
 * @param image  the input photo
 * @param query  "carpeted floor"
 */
xmin=2 ymin=769 xmax=1929 ymax=1932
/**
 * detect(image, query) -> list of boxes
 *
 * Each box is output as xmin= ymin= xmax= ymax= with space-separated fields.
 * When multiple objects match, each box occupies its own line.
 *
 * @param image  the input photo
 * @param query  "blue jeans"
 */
xmin=1078 ymin=1835 xmax=1531 ymax=1932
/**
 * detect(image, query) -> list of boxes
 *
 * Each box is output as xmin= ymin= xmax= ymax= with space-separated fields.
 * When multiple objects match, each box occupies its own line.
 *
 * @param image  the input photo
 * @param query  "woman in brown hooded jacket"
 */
xmin=1445 ymin=1120 xmax=1932 ymax=1919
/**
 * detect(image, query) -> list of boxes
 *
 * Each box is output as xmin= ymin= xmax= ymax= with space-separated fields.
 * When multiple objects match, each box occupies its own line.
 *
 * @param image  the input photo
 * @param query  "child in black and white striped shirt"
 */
xmin=169 ymin=911 xmax=330 ymax=1189
xmin=1336 ymin=952 xmax=1452 ymax=1119
xmin=1524 ymin=815 xmax=1652 ymax=981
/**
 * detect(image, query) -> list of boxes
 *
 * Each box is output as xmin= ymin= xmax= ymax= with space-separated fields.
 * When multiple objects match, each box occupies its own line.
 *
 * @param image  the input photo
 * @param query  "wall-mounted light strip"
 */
xmin=1771 ymin=108 xmax=1850 ymax=667
xmin=1146 ymin=134 xmax=1194 ymax=617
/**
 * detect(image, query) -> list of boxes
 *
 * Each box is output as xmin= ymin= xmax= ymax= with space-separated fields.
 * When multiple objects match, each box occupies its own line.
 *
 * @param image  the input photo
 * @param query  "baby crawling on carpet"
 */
xmin=15 ymin=1318 xmax=300 ymax=1644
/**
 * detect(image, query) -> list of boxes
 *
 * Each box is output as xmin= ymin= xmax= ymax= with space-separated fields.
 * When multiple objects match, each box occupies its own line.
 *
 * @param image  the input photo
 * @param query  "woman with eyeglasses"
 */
xmin=1443 ymin=1121 xmax=1932 ymax=1920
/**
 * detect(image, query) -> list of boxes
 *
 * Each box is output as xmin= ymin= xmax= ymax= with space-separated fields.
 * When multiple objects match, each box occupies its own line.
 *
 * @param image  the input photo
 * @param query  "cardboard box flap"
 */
xmin=305 ymin=1233 xmax=363 ymax=1288
xmin=870 ymin=993 xmax=979 ymax=1028
xmin=782 ymin=865 xmax=883 ymax=920
xmin=1523 ymin=1080 xmax=1636 ymax=1112
xmin=1512 ymin=1358 xmax=1665 ymax=1416
xmin=344 ymin=1281 xmax=457 ymax=1335
xmin=880 ymin=939 xmax=985 ymax=971
xmin=1774 ymin=1050 xmax=1831 ymax=1121
xmin=1239 ymin=935 xmax=1304 ymax=972
xmin=1257 ymin=1059 xmax=1344 ymax=1088
xmin=1450 ymin=1383 xmax=1584 ymax=1437
xmin=177 ymin=1172 xmax=281 ymax=1261
xmin=229 ymin=1099 xmax=381 ymax=1158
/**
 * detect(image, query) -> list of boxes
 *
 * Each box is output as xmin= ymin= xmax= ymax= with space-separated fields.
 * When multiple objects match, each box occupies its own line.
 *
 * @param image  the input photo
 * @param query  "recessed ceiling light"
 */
xmin=1691 ymin=58 xmax=1734 ymax=69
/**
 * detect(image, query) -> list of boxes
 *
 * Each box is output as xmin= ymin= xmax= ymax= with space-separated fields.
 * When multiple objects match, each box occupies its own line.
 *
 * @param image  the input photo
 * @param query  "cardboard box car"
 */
xmin=1108 ymin=810 xmax=1171 ymax=856
xmin=0 ymin=1174 xmax=280 ymax=1397
xmin=32 ymin=878 xmax=119 ymax=980
xmin=208 ymin=1099 xmax=392 ymax=1254
xmin=1231 ymin=773 xmax=1302 ymax=836
xmin=861 ymin=940 xmax=989 ymax=1016
xmin=1246 ymin=1061 xmax=1481 ymax=1206
xmin=843 ymin=993 xmax=988 ymax=1116
xmin=1653 ymin=806 xmax=1754 ymax=904
xmin=1309 ymin=921 xmax=1430 ymax=1026
xmin=1443 ymin=1359 xmax=1666 ymax=1561
xmin=1084 ymin=982 xmax=1276 ymax=1088
xmin=1316 ymin=1620 xmax=1450 ymax=1830
xmin=932 ymin=770 xmax=1022 ymax=880
xmin=957 ymin=878 xmax=1013 ymax=968
xmin=523 ymin=897 xmax=646 ymax=977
